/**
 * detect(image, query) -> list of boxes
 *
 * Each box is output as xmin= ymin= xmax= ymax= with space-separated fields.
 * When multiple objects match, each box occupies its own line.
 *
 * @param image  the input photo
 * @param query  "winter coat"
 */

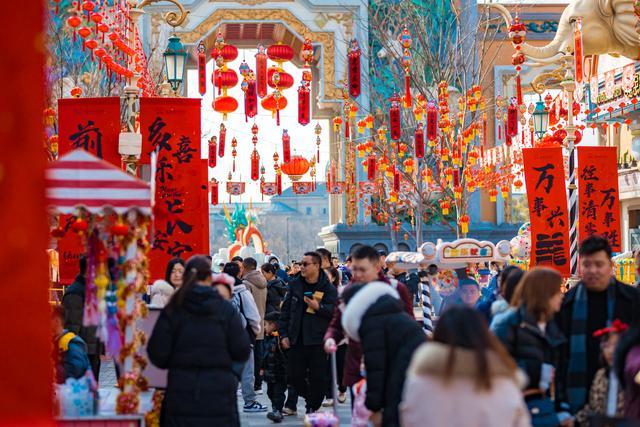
xmin=622 ymin=345 xmax=640 ymax=419
xmin=575 ymin=367 xmax=624 ymax=425
xmin=147 ymin=285 xmax=251 ymax=427
xmin=279 ymin=270 xmax=337 ymax=347
xmin=491 ymin=305 xmax=566 ymax=391
xmin=394 ymin=272 xmax=419 ymax=297
xmin=324 ymin=276 xmax=415 ymax=387
xmin=555 ymin=279 xmax=640 ymax=405
xmin=54 ymin=330 xmax=91 ymax=384
xmin=276 ymin=268 xmax=290 ymax=284
xmin=400 ymin=342 xmax=531 ymax=427
xmin=231 ymin=283 xmax=262 ymax=338
xmin=262 ymin=332 xmax=287 ymax=383
xmin=266 ymin=278 xmax=287 ymax=315
xmin=149 ymin=280 xmax=175 ymax=308
xmin=243 ymin=270 xmax=268 ymax=340
xmin=62 ymin=275 xmax=102 ymax=355
xmin=342 ymin=282 xmax=426 ymax=427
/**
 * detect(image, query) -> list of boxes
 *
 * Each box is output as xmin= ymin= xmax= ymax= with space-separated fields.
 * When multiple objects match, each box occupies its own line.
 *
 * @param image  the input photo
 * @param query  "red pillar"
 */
xmin=0 ymin=2 xmax=53 ymax=424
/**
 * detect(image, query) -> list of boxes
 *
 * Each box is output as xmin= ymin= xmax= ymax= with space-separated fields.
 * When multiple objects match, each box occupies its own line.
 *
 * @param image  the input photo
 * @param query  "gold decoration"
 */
xmin=137 ymin=0 xmax=190 ymax=28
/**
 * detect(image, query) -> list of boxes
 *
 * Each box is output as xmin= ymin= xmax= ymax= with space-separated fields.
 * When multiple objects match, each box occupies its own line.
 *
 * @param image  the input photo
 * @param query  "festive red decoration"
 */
xmin=251 ymin=149 xmax=260 ymax=181
xmin=67 ymin=15 xmax=82 ymax=41
xmin=506 ymin=103 xmax=518 ymax=137
xmin=51 ymin=226 xmax=65 ymax=239
xmin=210 ymin=44 xmax=238 ymax=63
xmin=280 ymin=156 xmax=310 ymax=181
xmin=213 ymin=96 xmax=238 ymax=120
xmin=111 ymin=222 xmax=129 ymax=237
xmin=574 ymin=18 xmax=583 ymax=84
xmin=256 ymin=44 xmax=268 ymax=98
xmin=71 ymin=217 xmax=88 ymax=234
xmin=414 ymin=123 xmax=425 ymax=158
xmin=593 ymin=319 xmax=629 ymax=338
xmin=300 ymin=38 xmax=314 ymax=67
xmin=390 ymin=98 xmax=401 ymax=140
xmin=367 ymin=154 xmax=377 ymax=180
xmin=393 ymin=169 xmax=401 ymax=192
xmin=212 ymin=69 xmax=239 ymax=92
xmin=210 ymin=180 xmax=219 ymax=205
xmin=208 ymin=137 xmax=217 ymax=168
xmin=348 ymin=39 xmax=361 ymax=98
xmin=218 ymin=124 xmax=226 ymax=157
xmin=197 ymin=41 xmax=206 ymax=96
xmin=282 ymin=130 xmax=291 ymax=163
xmin=267 ymin=43 xmax=294 ymax=63
xmin=298 ymin=84 xmax=310 ymax=126
xmin=242 ymin=76 xmax=258 ymax=122
xmin=267 ymin=68 xmax=294 ymax=89
xmin=261 ymin=93 xmax=288 ymax=126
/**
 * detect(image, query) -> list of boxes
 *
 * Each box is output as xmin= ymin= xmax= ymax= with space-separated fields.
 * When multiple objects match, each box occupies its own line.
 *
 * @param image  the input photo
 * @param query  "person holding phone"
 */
xmin=279 ymin=251 xmax=338 ymax=414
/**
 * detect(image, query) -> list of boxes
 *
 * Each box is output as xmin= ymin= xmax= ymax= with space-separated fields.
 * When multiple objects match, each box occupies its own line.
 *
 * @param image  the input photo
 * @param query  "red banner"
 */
xmin=141 ymin=98 xmax=208 ymax=280
xmin=292 ymin=182 xmax=314 ymax=195
xmin=523 ymin=147 xmax=571 ymax=276
xmin=58 ymin=97 xmax=121 ymax=166
xmin=577 ymin=146 xmax=622 ymax=250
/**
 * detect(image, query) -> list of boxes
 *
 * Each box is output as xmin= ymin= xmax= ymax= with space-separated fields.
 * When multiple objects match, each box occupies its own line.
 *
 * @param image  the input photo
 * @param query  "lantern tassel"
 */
xmin=404 ymin=74 xmax=412 ymax=108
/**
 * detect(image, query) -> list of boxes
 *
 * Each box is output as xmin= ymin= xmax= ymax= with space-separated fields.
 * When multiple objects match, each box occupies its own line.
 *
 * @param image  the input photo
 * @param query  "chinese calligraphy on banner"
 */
xmin=577 ymin=146 xmax=621 ymax=250
xmin=523 ymin=147 xmax=571 ymax=276
xmin=58 ymin=97 xmax=121 ymax=165
xmin=140 ymin=98 xmax=209 ymax=280
xmin=57 ymin=97 xmax=121 ymax=284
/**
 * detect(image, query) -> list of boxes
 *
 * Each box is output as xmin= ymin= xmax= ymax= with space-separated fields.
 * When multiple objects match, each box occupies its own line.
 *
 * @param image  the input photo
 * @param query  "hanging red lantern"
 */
xmin=212 ymin=69 xmax=239 ymax=94
xmin=256 ymin=44 xmax=268 ymax=98
xmin=197 ymin=41 xmax=207 ymax=96
xmin=348 ymin=39 xmax=361 ymax=98
xmin=219 ymin=124 xmax=226 ymax=157
xmin=261 ymin=92 xmax=288 ymax=126
xmin=251 ymin=149 xmax=260 ymax=181
xmin=210 ymin=32 xmax=239 ymax=63
xmin=414 ymin=123 xmax=425 ymax=158
xmin=506 ymin=103 xmax=518 ymax=137
xmin=210 ymin=179 xmax=219 ymax=205
xmin=71 ymin=217 xmax=88 ymax=234
xmin=267 ymin=67 xmax=294 ymax=89
xmin=367 ymin=154 xmax=377 ymax=181
xmin=208 ymin=137 xmax=217 ymax=168
xmin=111 ymin=221 xmax=129 ymax=237
xmin=213 ymin=96 xmax=238 ymax=120
xmin=78 ymin=26 xmax=92 ymax=44
xmin=298 ymin=84 xmax=310 ymax=126
xmin=267 ymin=43 xmax=295 ymax=64
xmin=85 ymin=39 xmax=98 ymax=59
xmin=280 ymin=156 xmax=310 ymax=181
xmin=389 ymin=97 xmax=401 ymax=140
xmin=282 ymin=130 xmax=291 ymax=163
xmin=67 ymin=15 xmax=82 ymax=42
xmin=90 ymin=13 xmax=103 ymax=25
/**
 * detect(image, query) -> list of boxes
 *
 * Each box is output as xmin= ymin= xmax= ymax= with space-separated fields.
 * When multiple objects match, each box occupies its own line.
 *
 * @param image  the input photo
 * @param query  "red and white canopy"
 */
xmin=46 ymin=149 xmax=152 ymax=215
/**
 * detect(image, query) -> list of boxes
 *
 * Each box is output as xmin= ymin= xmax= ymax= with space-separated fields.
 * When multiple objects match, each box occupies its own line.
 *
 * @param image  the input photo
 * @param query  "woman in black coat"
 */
xmin=341 ymin=281 xmax=426 ymax=427
xmin=148 ymin=255 xmax=251 ymax=427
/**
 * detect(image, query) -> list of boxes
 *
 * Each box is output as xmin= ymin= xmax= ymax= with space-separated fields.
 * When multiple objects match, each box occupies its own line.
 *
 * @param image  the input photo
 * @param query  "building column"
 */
xmin=622 ymin=200 xmax=630 ymax=252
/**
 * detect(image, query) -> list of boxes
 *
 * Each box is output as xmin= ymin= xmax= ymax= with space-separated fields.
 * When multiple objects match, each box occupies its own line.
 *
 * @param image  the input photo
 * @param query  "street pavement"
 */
xmin=99 ymin=357 xmax=353 ymax=426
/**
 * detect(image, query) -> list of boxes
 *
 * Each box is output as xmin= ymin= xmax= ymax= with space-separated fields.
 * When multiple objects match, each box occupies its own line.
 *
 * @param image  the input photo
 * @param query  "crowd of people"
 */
xmin=51 ymin=235 xmax=640 ymax=426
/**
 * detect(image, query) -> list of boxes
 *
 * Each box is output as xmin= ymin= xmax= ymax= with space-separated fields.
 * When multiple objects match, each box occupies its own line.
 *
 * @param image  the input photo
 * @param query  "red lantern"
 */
xmin=208 ymin=137 xmax=217 ymax=168
xmin=282 ymin=130 xmax=291 ymax=163
xmin=426 ymin=104 xmax=438 ymax=141
xmin=389 ymin=98 xmax=401 ymax=140
xmin=506 ymin=103 xmax=518 ymax=137
xmin=210 ymin=43 xmax=238 ymax=63
xmin=67 ymin=15 xmax=82 ymax=41
xmin=50 ymin=226 xmax=65 ymax=238
xmin=71 ymin=217 xmax=88 ymax=234
xmin=280 ymin=156 xmax=310 ymax=181
xmin=256 ymin=44 xmax=268 ymax=98
xmin=219 ymin=124 xmax=226 ymax=157
xmin=261 ymin=93 xmax=288 ymax=126
xmin=111 ymin=222 xmax=129 ymax=237
xmin=348 ymin=39 xmax=361 ymax=98
xmin=298 ymin=84 xmax=310 ymax=126
xmin=213 ymin=96 xmax=238 ymax=120
xmin=78 ymin=26 xmax=92 ymax=42
xmin=90 ymin=13 xmax=103 ymax=24
xmin=197 ymin=41 xmax=206 ymax=96
xmin=414 ymin=123 xmax=425 ymax=158
xmin=267 ymin=68 xmax=294 ymax=89
xmin=210 ymin=180 xmax=219 ymax=205
xmin=251 ymin=149 xmax=260 ymax=181
xmin=267 ymin=43 xmax=295 ymax=64
xmin=367 ymin=154 xmax=377 ymax=181
xmin=212 ymin=69 xmax=238 ymax=93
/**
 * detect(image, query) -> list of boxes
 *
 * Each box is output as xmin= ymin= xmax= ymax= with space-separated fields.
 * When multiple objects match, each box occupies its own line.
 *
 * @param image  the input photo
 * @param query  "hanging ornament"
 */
xmin=414 ymin=123 xmax=425 ymax=158
xmin=298 ymin=82 xmax=311 ymax=126
xmin=508 ymin=15 xmax=526 ymax=105
xmin=348 ymin=39 xmax=361 ymax=98
xmin=241 ymin=68 xmax=258 ymax=122
xmin=459 ymin=215 xmax=470 ymax=234
xmin=426 ymin=103 xmax=438 ymax=142
xmin=300 ymin=38 xmax=314 ymax=67
xmin=282 ymin=129 xmax=291 ymax=163
xmin=67 ymin=14 xmax=82 ymax=42
xmin=231 ymin=137 xmax=238 ymax=171
xmin=210 ymin=179 xmax=219 ymax=205
xmin=255 ymin=44 xmax=268 ymax=98
xmin=393 ymin=168 xmax=401 ymax=192
xmin=507 ymin=101 xmax=519 ymax=137
xmin=197 ymin=41 xmax=207 ymax=96
xmin=367 ymin=154 xmax=377 ymax=181
xmin=315 ymin=123 xmax=322 ymax=161
xmin=218 ymin=124 xmax=226 ymax=157
xmin=389 ymin=95 xmax=402 ymax=141
xmin=573 ymin=18 xmax=584 ymax=84
xmin=399 ymin=27 xmax=413 ymax=108
xmin=261 ymin=90 xmax=287 ymax=126
xmin=208 ymin=136 xmax=217 ymax=168
xmin=251 ymin=149 xmax=260 ymax=181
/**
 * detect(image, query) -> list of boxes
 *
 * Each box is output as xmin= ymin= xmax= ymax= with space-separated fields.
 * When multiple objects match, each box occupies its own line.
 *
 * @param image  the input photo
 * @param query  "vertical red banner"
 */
xmin=523 ymin=147 xmax=571 ymax=276
xmin=58 ymin=97 xmax=121 ymax=165
xmin=140 ymin=98 xmax=209 ymax=279
xmin=577 ymin=146 xmax=622 ymax=250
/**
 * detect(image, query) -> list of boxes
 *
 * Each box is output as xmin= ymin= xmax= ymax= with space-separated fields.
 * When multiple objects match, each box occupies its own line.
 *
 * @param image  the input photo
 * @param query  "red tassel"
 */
xmin=276 ymin=109 xmax=280 ymax=126
xmin=345 ymin=120 xmax=350 ymax=139
xmin=404 ymin=74 xmax=412 ymax=108
xmin=574 ymin=19 xmax=583 ymax=84
xmin=276 ymin=173 xmax=282 ymax=195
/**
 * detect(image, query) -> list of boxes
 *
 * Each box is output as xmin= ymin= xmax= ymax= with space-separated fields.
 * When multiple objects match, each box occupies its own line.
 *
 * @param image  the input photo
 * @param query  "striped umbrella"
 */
xmin=46 ymin=149 xmax=152 ymax=215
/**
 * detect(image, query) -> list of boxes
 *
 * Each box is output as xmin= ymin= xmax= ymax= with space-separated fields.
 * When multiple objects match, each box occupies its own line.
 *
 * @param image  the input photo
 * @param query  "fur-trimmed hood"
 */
xmin=341 ymin=281 xmax=400 ymax=342
xmin=407 ymin=342 xmax=527 ymax=388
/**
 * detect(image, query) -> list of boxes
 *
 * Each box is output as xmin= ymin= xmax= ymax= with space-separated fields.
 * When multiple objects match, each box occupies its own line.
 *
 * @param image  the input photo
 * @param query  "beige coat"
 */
xmin=400 ymin=342 xmax=531 ymax=427
xmin=243 ymin=270 xmax=267 ymax=340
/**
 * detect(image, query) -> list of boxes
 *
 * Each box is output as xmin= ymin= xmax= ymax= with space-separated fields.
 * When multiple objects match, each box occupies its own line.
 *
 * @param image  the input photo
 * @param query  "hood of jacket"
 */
xmin=341 ymin=281 xmax=400 ymax=342
xmin=150 ymin=280 xmax=174 ymax=297
xmin=268 ymin=278 xmax=287 ymax=290
xmin=243 ymin=270 xmax=267 ymax=290
xmin=183 ymin=285 xmax=222 ymax=315
xmin=407 ymin=342 xmax=527 ymax=388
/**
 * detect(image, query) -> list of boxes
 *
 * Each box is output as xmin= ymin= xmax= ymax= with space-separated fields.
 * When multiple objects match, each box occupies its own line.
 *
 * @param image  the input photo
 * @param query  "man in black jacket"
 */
xmin=556 ymin=236 xmax=640 ymax=413
xmin=279 ymin=251 xmax=337 ymax=413
xmin=62 ymin=257 xmax=103 ymax=381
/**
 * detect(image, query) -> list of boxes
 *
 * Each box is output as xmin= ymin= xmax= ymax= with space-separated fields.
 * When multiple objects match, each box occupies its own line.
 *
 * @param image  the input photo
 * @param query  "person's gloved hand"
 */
xmin=324 ymin=338 xmax=337 ymax=353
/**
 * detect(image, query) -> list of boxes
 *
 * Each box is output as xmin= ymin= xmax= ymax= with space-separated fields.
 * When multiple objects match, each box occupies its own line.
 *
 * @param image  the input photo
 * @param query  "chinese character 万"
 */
xmin=70 ymin=120 xmax=103 ymax=158
xmin=532 ymin=197 xmax=549 ymax=217
xmin=580 ymin=165 xmax=599 ymax=181
xmin=172 ymin=135 xmax=197 ymax=164
xmin=535 ymin=232 xmax=567 ymax=266
xmin=546 ymin=206 xmax=566 ymax=228
xmin=148 ymin=117 xmax=172 ymax=152
xmin=582 ymin=199 xmax=597 ymax=221
xmin=533 ymin=163 xmax=555 ymax=194
xmin=600 ymin=188 xmax=616 ymax=210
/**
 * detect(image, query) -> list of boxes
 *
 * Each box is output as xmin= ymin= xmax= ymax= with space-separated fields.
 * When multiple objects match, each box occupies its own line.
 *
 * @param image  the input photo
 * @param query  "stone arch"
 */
xmin=397 ymin=242 xmax=411 ymax=252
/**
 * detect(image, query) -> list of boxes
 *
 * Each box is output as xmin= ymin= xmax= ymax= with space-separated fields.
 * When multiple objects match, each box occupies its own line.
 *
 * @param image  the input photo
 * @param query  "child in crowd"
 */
xmin=575 ymin=319 xmax=628 ymax=424
xmin=263 ymin=311 xmax=288 ymax=423
xmin=51 ymin=306 xmax=90 ymax=384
